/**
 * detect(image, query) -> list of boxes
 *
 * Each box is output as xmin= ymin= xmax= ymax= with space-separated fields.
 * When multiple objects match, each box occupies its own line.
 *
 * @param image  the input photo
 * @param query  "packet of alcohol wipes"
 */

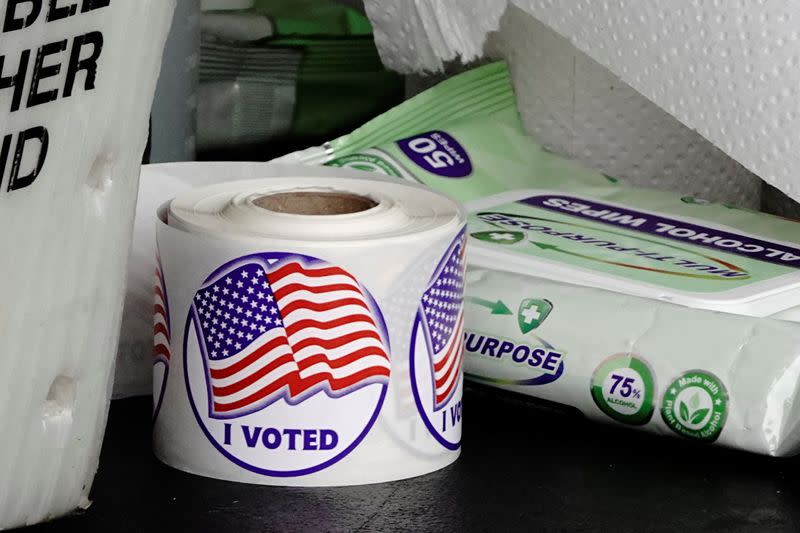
xmin=275 ymin=61 xmax=800 ymax=456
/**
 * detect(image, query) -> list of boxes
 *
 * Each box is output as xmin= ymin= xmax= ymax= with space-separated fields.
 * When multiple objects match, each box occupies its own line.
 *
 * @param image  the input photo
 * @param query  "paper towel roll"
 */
xmin=508 ymin=0 xmax=800 ymax=205
xmin=153 ymin=167 xmax=466 ymax=485
xmin=0 ymin=2 xmax=174 ymax=529
xmin=484 ymin=7 xmax=764 ymax=209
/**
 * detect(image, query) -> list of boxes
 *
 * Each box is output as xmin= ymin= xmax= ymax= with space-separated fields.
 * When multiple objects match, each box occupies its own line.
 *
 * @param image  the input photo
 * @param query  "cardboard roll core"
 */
xmin=254 ymin=191 xmax=378 ymax=215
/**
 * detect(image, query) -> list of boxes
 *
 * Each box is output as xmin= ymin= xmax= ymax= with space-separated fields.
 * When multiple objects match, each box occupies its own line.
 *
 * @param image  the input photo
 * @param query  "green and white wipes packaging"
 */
xmin=277 ymin=61 xmax=800 ymax=456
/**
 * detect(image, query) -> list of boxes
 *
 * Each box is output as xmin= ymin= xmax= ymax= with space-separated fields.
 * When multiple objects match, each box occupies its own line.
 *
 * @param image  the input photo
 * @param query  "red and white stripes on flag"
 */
xmin=154 ymin=257 xmax=171 ymax=364
xmin=432 ymin=310 xmax=464 ymax=409
xmin=193 ymin=259 xmax=391 ymax=418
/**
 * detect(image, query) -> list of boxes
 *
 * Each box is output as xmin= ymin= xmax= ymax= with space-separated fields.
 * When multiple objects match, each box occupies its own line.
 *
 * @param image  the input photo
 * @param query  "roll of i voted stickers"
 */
xmin=153 ymin=164 xmax=466 ymax=486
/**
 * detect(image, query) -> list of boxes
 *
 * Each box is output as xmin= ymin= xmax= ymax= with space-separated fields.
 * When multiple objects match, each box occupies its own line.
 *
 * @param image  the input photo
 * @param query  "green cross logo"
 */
xmin=470 ymin=230 xmax=525 ymax=244
xmin=517 ymin=298 xmax=552 ymax=334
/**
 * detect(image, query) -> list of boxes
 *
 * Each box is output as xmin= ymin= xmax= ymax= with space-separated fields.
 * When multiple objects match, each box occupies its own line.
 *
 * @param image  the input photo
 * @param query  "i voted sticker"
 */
xmin=184 ymin=252 xmax=391 ymax=476
xmin=409 ymin=230 xmax=466 ymax=450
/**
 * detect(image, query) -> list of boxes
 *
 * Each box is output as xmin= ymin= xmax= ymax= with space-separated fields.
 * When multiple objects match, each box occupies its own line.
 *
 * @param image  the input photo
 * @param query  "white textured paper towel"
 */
xmin=364 ymin=1 xmax=800 ymax=208
xmin=0 ymin=2 xmax=174 ymax=529
xmin=484 ymin=7 xmax=762 ymax=208
xmin=364 ymin=0 xmax=505 ymax=75
xmin=512 ymin=0 xmax=800 ymax=204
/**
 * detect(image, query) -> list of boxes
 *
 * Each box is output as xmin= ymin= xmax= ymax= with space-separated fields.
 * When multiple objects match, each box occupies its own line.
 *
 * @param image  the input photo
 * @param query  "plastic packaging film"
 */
xmin=153 ymin=164 xmax=466 ymax=485
xmin=0 ymin=1 xmax=175 ymax=529
xmin=464 ymin=267 xmax=800 ymax=456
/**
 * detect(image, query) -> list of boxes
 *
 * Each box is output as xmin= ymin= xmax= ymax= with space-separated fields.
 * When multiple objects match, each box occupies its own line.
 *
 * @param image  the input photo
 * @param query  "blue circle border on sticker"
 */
xmin=408 ymin=226 xmax=467 ymax=452
xmin=183 ymin=251 xmax=390 ymax=478
xmin=409 ymin=312 xmax=462 ymax=451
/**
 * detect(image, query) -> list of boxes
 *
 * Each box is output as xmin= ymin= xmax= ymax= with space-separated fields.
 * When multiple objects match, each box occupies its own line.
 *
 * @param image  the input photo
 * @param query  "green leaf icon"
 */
xmin=690 ymin=408 xmax=710 ymax=425
xmin=679 ymin=401 xmax=690 ymax=423
xmin=517 ymin=299 xmax=553 ymax=334
xmin=689 ymin=393 xmax=700 ymax=409
xmin=471 ymin=231 xmax=524 ymax=245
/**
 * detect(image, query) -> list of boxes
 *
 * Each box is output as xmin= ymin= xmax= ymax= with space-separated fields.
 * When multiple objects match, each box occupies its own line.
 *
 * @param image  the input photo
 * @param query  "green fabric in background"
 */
xmin=200 ymin=0 xmax=403 ymax=159
xmin=269 ymin=37 xmax=402 ymax=141
xmin=253 ymin=0 xmax=373 ymax=36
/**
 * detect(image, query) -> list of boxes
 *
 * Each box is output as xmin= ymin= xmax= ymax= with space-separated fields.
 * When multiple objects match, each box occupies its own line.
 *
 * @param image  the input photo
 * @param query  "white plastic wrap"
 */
xmin=0 ymin=1 xmax=174 ymax=529
xmin=153 ymin=163 xmax=466 ymax=485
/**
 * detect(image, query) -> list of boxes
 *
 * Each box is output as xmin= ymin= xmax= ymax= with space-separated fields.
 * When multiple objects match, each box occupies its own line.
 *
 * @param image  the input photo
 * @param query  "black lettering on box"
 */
xmin=63 ymin=31 xmax=103 ymax=97
xmin=0 ymin=49 xmax=31 ymax=112
xmin=3 ymin=0 xmax=43 ymax=32
xmin=80 ymin=0 xmax=109 ymax=13
xmin=0 ymin=134 xmax=11 ymax=187
xmin=46 ymin=0 xmax=78 ymax=21
xmin=8 ymin=126 xmax=49 ymax=192
xmin=27 ymin=39 xmax=67 ymax=108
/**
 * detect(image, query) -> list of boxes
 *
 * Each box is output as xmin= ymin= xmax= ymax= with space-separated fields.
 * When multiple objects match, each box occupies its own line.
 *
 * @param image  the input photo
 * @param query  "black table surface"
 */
xmin=24 ymin=385 xmax=800 ymax=532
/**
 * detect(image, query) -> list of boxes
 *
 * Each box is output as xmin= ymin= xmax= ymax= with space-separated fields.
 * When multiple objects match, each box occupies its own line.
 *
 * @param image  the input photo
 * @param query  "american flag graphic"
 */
xmin=154 ymin=255 xmax=171 ymax=364
xmin=192 ymin=257 xmax=391 ymax=418
xmin=420 ymin=232 xmax=466 ymax=411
